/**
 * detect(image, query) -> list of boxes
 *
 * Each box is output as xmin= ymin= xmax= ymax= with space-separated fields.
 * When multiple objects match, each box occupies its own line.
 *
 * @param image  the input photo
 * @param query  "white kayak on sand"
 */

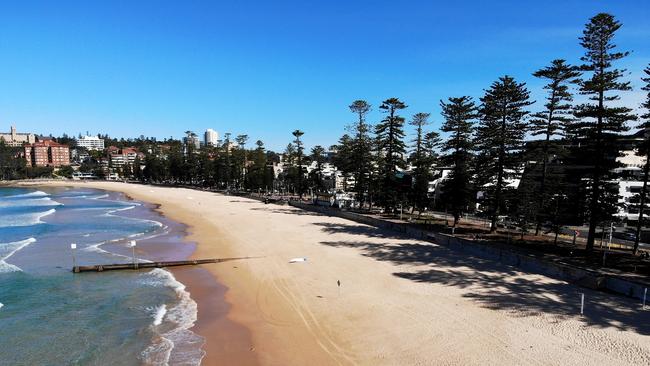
xmin=289 ymin=257 xmax=307 ymax=263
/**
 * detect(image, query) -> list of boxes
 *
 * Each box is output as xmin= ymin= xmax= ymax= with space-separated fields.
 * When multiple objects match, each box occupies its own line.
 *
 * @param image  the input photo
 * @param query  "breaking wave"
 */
xmin=152 ymin=304 xmax=168 ymax=326
xmin=0 ymin=238 xmax=37 ymax=273
xmin=3 ymin=191 xmax=48 ymax=199
xmin=0 ymin=209 xmax=56 ymax=228
xmin=140 ymin=269 xmax=205 ymax=366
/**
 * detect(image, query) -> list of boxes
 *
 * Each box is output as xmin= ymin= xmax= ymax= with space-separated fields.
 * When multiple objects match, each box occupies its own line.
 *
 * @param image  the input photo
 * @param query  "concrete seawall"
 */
xmin=289 ymin=201 xmax=649 ymax=300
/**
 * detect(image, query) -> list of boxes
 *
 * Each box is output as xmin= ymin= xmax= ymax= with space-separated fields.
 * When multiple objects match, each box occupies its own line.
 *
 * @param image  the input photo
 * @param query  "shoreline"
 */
xmin=123 ymin=188 xmax=260 ymax=365
xmin=121 ymin=189 xmax=260 ymax=365
xmin=4 ymin=181 xmax=259 ymax=366
xmin=129 ymin=191 xmax=260 ymax=365
xmin=9 ymin=180 xmax=650 ymax=366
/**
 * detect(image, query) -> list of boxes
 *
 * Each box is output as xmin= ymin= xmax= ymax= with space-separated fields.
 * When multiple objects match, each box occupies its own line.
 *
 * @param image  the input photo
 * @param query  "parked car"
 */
xmin=613 ymin=231 xmax=637 ymax=241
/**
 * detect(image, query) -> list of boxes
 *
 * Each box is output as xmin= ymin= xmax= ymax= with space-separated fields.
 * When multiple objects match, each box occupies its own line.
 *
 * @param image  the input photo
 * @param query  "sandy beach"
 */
xmin=19 ymin=181 xmax=650 ymax=365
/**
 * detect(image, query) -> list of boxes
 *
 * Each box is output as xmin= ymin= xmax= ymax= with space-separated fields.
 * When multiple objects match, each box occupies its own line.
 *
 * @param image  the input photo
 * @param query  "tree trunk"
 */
xmin=535 ymin=93 xmax=556 ymax=236
xmin=634 ymin=153 xmax=650 ymax=255
xmin=491 ymin=114 xmax=507 ymax=233
xmin=586 ymin=66 xmax=606 ymax=252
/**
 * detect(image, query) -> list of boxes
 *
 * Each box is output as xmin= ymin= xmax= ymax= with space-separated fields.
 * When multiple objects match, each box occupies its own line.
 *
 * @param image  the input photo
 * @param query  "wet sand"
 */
xmin=20 ymin=181 xmax=650 ymax=366
xmin=108 ymin=190 xmax=260 ymax=365
xmin=117 ymin=195 xmax=259 ymax=365
xmin=172 ymin=267 xmax=258 ymax=366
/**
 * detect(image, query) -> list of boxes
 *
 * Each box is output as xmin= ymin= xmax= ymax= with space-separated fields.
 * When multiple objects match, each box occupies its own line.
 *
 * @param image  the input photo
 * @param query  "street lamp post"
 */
xmin=603 ymin=222 xmax=613 ymax=266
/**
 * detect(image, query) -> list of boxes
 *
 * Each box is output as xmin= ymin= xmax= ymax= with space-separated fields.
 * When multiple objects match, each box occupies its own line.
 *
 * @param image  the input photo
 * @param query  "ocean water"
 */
xmin=0 ymin=186 xmax=204 ymax=365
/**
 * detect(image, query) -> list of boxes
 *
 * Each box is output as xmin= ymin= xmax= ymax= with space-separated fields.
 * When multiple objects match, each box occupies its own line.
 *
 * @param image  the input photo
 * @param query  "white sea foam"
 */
xmin=107 ymin=226 xmax=169 ymax=243
xmin=0 ymin=302 xmax=3 ymax=310
xmin=94 ymin=204 xmax=165 ymax=233
xmin=70 ymin=204 xmax=137 ymax=214
xmin=83 ymin=241 xmax=153 ymax=263
xmin=0 ymin=196 xmax=63 ymax=208
xmin=0 ymin=208 xmax=56 ymax=228
xmin=130 ymin=227 xmax=171 ymax=240
xmin=81 ymin=207 xmax=170 ymax=260
xmin=103 ymin=205 xmax=165 ymax=229
xmin=88 ymin=193 xmax=110 ymax=200
xmin=59 ymin=193 xmax=108 ymax=200
xmin=106 ymin=205 xmax=137 ymax=214
xmin=100 ymin=197 xmax=142 ymax=207
xmin=61 ymin=191 xmax=142 ymax=207
xmin=65 ymin=207 xmax=107 ymax=212
xmin=140 ymin=269 xmax=205 ymax=366
xmin=82 ymin=241 xmax=110 ymax=254
xmin=34 ymin=197 xmax=63 ymax=206
xmin=0 ymin=262 xmax=20 ymax=273
xmin=152 ymin=304 xmax=168 ymax=326
xmin=37 ymin=209 xmax=56 ymax=222
xmin=84 ymin=193 xmax=166 ymax=233
xmin=0 ymin=238 xmax=37 ymax=273
xmin=142 ymin=337 xmax=174 ymax=365
xmin=3 ymin=190 xmax=48 ymax=199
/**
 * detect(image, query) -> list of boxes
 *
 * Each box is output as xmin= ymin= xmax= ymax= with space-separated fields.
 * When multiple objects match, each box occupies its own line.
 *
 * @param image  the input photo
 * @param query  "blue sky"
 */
xmin=1 ymin=0 xmax=649 ymax=151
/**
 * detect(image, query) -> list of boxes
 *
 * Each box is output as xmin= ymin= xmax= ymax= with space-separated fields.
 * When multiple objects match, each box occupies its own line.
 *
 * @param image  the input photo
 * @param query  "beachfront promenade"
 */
xmin=20 ymin=181 xmax=650 ymax=365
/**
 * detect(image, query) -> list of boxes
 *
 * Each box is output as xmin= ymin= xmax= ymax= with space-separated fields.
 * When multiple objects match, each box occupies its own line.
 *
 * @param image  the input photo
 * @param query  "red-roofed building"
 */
xmin=24 ymin=141 xmax=70 ymax=167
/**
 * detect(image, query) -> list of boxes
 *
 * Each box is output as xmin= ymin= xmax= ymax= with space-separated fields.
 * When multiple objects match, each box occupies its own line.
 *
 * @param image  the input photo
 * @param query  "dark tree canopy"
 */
xmin=440 ymin=96 xmax=477 ymax=225
xmin=375 ymin=98 xmax=408 ymax=210
xmin=475 ymin=76 xmax=533 ymax=232
xmin=632 ymin=65 xmax=650 ymax=254
xmin=348 ymin=100 xmax=373 ymax=203
xmin=408 ymin=113 xmax=438 ymax=213
xmin=571 ymin=13 xmax=637 ymax=251
xmin=528 ymin=59 xmax=580 ymax=234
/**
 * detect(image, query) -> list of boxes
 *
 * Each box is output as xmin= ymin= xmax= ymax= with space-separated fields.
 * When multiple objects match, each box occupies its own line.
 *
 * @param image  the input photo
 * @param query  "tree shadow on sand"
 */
xmin=316 ymin=221 xmax=650 ymax=335
xmin=250 ymin=207 xmax=325 ymax=216
xmin=313 ymin=222 xmax=413 ymax=240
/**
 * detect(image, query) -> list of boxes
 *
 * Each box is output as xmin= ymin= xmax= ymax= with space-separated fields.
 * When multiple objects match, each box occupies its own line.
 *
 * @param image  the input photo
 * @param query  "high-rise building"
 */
xmin=24 ymin=140 xmax=70 ymax=167
xmin=204 ymin=129 xmax=219 ymax=147
xmin=76 ymin=135 xmax=105 ymax=150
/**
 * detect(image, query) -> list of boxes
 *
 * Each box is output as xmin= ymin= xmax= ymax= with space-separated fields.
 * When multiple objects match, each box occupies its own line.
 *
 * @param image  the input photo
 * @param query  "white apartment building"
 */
xmin=108 ymin=147 xmax=142 ymax=168
xmin=76 ymin=135 xmax=105 ymax=150
xmin=204 ymin=129 xmax=219 ymax=147
xmin=615 ymin=149 xmax=648 ymax=223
